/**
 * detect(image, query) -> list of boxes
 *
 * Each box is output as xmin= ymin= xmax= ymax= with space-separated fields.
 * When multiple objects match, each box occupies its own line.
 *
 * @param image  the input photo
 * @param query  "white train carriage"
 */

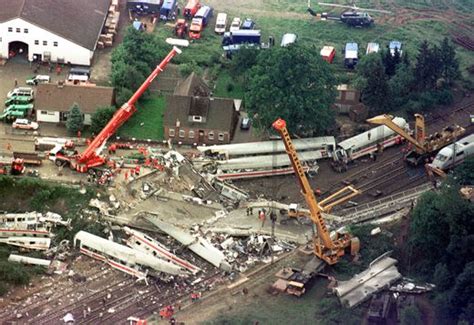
xmin=198 ymin=136 xmax=336 ymax=159
xmin=333 ymin=117 xmax=408 ymax=164
xmin=0 ymin=212 xmax=51 ymax=238
xmin=0 ymin=237 xmax=51 ymax=250
xmin=74 ymin=231 xmax=188 ymax=281
xmin=431 ymin=134 xmax=474 ymax=170
xmin=123 ymin=227 xmax=201 ymax=275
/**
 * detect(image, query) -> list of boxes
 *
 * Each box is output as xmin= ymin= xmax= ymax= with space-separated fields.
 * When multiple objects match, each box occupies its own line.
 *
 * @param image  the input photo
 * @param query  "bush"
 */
xmin=91 ymin=106 xmax=116 ymax=135
xmin=0 ymin=261 xmax=30 ymax=285
xmin=116 ymin=88 xmax=134 ymax=107
xmin=178 ymin=61 xmax=202 ymax=77
xmin=226 ymin=82 xmax=234 ymax=92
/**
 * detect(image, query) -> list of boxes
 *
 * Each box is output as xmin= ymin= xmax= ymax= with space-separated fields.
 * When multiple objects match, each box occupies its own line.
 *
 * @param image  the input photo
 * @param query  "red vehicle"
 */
xmin=53 ymin=47 xmax=182 ymax=174
xmin=188 ymin=18 xmax=203 ymax=39
xmin=320 ymin=46 xmax=336 ymax=64
xmin=184 ymin=0 xmax=201 ymax=19
xmin=174 ymin=19 xmax=189 ymax=38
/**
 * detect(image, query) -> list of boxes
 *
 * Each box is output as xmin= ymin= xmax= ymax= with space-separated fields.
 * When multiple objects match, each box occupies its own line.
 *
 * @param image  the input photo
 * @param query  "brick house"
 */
xmin=163 ymin=73 xmax=239 ymax=145
xmin=35 ymin=83 xmax=115 ymax=125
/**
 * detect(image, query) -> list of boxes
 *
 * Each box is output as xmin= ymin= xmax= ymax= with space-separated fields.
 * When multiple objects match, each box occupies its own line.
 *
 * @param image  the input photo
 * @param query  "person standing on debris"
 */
xmin=14 ymin=79 xmax=18 ymax=87
xmin=259 ymin=210 xmax=266 ymax=228
xmin=6 ymin=143 xmax=12 ymax=151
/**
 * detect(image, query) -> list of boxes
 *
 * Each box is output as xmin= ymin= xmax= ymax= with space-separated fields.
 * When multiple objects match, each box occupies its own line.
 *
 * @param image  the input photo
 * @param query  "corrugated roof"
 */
xmin=35 ymin=83 xmax=114 ymax=114
xmin=0 ymin=0 xmax=110 ymax=50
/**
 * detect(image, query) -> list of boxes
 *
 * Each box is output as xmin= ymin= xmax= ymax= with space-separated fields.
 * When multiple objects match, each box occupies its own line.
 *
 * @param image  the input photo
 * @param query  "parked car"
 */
xmin=229 ymin=17 xmax=241 ymax=32
xmin=12 ymin=118 xmax=39 ymax=130
xmin=215 ymin=12 xmax=227 ymax=34
xmin=240 ymin=117 xmax=251 ymax=130
xmin=5 ymin=95 xmax=33 ymax=106
xmin=7 ymin=87 xmax=34 ymax=99
xmin=241 ymin=18 xmax=255 ymax=30
xmin=26 ymin=75 xmax=50 ymax=86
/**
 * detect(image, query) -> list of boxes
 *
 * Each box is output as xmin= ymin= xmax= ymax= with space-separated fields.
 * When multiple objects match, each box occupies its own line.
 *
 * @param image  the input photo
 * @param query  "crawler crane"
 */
xmin=367 ymin=113 xmax=465 ymax=166
xmin=272 ymin=118 xmax=360 ymax=265
xmin=54 ymin=47 xmax=182 ymax=173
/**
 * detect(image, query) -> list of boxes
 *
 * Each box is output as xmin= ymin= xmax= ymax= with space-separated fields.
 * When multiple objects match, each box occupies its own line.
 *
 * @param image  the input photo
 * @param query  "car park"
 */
xmin=241 ymin=18 xmax=255 ymax=30
xmin=229 ymin=17 xmax=241 ymax=32
xmin=26 ymin=75 xmax=50 ymax=86
xmin=12 ymin=118 xmax=39 ymax=130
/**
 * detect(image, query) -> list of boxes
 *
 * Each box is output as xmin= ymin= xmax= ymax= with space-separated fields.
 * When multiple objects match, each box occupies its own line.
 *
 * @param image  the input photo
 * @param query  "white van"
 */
xmin=215 ymin=13 xmax=227 ymax=34
xmin=7 ymin=87 xmax=34 ymax=99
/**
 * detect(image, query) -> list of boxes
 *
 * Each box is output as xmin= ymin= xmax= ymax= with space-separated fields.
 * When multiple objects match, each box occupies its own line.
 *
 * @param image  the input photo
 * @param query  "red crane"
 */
xmin=67 ymin=46 xmax=181 ymax=173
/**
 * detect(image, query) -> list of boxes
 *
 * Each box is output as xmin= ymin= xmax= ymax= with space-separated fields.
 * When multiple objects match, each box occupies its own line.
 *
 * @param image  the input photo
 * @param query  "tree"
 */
xmin=433 ymin=263 xmax=453 ymax=291
xmin=383 ymin=48 xmax=401 ymax=77
xmin=90 ymin=106 xmax=116 ymax=135
xmin=438 ymin=37 xmax=460 ymax=86
xmin=389 ymin=63 xmax=414 ymax=108
xmin=116 ymin=88 xmax=134 ymax=107
xmin=66 ymin=103 xmax=84 ymax=135
xmin=400 ymin=305 xmax=423 ymax=325
xmin=245 ymin=45 xmax=337 ymax=135
xmin=449 ymin=262 xmax=474 ymax=322
xmin=354 ymin=53 xmax=391 ymax=113
xmin=453 ymin=157 xmax=474 ymax=185
xmin=230 ymin=46 xmax=260 ymax=75
xmin=414 ymin=41 xmax=441 ymax=91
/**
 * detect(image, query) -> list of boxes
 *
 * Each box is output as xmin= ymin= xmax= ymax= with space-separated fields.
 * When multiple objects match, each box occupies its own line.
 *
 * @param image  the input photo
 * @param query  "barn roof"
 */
xmin=0 ymin=0 xmax=110 ymax=50
xmin=35 ymin=83 xmax=114 ymax=114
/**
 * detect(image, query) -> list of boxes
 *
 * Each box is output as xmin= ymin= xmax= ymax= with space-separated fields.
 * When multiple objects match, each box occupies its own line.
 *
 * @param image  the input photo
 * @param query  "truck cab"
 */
xmin=194 ymin=5 xmax=213 ymax=26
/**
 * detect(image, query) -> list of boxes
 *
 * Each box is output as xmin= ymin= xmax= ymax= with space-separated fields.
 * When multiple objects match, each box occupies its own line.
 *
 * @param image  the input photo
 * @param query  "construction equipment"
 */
xmin=272 ymin=118 xmax=360 ymax=265
xmin=174 ymin=19 xmax=189 ymax=38
xmin=367 ymin=113 xmax=465 ymax=166
xmin=53 ymin=47 xmax=182 ymax=174
xmin=0 ymin=157 xmax=25 ymax=175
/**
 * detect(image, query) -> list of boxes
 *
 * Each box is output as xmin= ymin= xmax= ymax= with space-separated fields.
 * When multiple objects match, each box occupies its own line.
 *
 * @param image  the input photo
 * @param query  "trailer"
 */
xmin=222 ymin=30 xmax=261 ymax=47
xmin=13 ymin=151 xmax=42 ymax=166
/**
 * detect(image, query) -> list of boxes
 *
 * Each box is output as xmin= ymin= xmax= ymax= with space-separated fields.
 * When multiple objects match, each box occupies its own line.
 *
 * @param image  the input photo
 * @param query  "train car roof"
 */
xmin=74 ymin=231 xmax=185 ymax=275
xmin=338 ymin=117 xmax=407 ymax=151
xmin=198 ymin=136 xmax=336 ymax=157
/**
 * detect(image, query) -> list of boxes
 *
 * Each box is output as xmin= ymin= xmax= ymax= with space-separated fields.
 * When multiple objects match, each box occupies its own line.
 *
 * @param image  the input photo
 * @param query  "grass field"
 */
xmin=117 ymin=95 xmax=166 ymax=140
xmin=116 ymin=0 xmax=473 ymax=140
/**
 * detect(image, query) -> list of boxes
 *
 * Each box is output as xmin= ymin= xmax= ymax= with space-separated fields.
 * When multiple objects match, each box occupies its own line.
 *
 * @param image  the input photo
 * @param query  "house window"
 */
xmin=34 ymin=40 xmax=39 ymax=45
xmin=179 ymin=129 xmax=185 ymax=138
xmin=188 ymin=130 xmax=195 ymax=139
xmin=192 ymin=115 xmax=202 ymax=122
xmin=53 ymin=41 xmax=58 ymax=47
xmin=208 ymin=132 xmax=214 ymax=140
xmin=169 ymin=129 xmax=175 ymax=137
xmin=43 ymin=41 xmax=47 ymax=46
xmin=8 ymin=27 xmax=12 ymax=32
xmin=16 ymin=28 xmax=20 ymax=33
xmin=24 ymin=28 xmax=28 ymax=33
xmin=218 ymin=133 xmax=225 ymax=141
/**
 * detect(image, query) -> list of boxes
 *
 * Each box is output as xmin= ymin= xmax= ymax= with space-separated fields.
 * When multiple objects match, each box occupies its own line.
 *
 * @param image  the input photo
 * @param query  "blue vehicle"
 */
xmin=241 ymin=18 xmax=255 ymax=30
xmin=222 ymin=30 xmax=261 ymax=47
xmin=160 ymin=0 xmax=177 ymax=21
xmin=194 ymin=6 xmax=213 ymax=26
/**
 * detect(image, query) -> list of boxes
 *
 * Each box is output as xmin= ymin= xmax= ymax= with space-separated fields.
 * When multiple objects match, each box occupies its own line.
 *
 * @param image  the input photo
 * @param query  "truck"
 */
xmin=13 ymin=152 xmax=42 ymax=166
xmin=188 ymin=18 xmax=204 ymax=39
xmin=0 ymin=157 xmax=25 ymax=175
xmin=184 ymin=0 xmax=201 ymax=19
xmin=222 ymin=30 xmax=261 ymax=47
xmin=344 ymin=42 xmax=358 ymax=69
xmin=160 ymin=0 xmax=177 ymax=21
xmin=194 ymin=5 xmax=213 ymax=26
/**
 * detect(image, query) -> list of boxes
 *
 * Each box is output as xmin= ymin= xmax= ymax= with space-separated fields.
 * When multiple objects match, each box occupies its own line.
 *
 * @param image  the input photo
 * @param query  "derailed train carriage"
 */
xmin=74 ymin=231 xmax=189 ymax=282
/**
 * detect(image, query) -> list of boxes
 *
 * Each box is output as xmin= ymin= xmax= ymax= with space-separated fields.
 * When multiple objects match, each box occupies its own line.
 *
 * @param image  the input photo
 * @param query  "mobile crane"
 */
xmin=54 ymin=47 xmax=182 ymax=173
xmin=272 ymin=118 xmax=360 ymax=265
xmin=367 ymin=113 xmax=465 ymax=166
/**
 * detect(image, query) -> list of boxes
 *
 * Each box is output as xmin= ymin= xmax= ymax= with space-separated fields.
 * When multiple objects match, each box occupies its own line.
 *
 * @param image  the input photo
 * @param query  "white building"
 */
xmin=0 ymin=0 xmax=110 ymax=66
xmin=35 ymin=83 xmax=115 ymax=125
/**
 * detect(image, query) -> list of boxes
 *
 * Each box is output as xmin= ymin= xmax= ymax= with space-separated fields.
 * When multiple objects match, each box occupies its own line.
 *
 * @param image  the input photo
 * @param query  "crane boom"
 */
xmin=73 ymin=46 xmax=182 ymax=172
xmin=367 ymin=114 xmax=426 ymax=153
xmin=272 ymin=118 xmax=334 ymax=249
xmin=272 ymin=118 xmax=357 ymax=265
